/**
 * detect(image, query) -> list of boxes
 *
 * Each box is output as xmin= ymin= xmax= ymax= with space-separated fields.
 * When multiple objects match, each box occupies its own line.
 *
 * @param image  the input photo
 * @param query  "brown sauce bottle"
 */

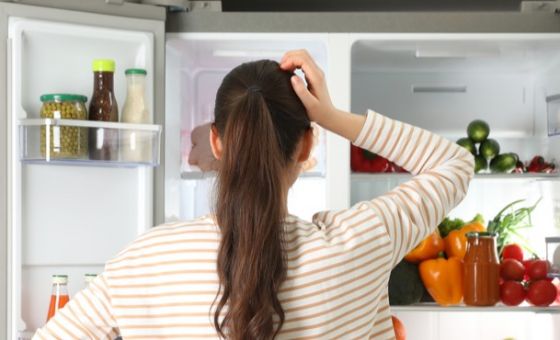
xmin=89 ymin=59 xmax=118 ymax=161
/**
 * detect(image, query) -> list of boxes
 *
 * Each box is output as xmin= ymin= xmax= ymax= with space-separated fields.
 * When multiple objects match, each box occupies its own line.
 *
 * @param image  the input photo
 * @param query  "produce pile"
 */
xmin=457 ymin=119 xmax=556 ymax=174
xmin=389 ymin=200 xmax=560 ymax=308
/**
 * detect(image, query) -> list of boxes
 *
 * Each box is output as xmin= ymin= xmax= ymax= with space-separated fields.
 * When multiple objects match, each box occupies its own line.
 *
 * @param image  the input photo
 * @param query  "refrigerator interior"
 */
xmin=8 ymin=17 xmax=155 ymax=336
xmin=165 ymin=34 xmax=330 ymax=222
xmin=350 ymin=36 xmax=560 ymax=340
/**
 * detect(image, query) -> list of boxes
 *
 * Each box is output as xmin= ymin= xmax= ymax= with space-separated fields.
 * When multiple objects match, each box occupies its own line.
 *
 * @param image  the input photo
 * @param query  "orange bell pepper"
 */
xmin=404 ymin=230 xmax=445 ymax=263
xmin=419 ymin=255 xmax=463 ymax=306
xmin=444 ymin=222 xmax=486 ymax=260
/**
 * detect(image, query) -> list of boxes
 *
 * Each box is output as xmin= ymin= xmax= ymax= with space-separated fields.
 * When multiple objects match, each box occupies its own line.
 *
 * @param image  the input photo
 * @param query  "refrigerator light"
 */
xmin=212 ymin=49 xmax=283 ymax=59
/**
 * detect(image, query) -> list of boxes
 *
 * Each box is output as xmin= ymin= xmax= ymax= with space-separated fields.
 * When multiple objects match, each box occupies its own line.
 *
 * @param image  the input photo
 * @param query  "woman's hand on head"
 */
xmin=280 ymin=50 xmax=336 ymax=126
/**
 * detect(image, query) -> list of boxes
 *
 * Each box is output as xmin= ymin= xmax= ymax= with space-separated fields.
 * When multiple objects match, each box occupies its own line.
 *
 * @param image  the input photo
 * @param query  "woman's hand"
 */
xmin=280 ymin=50 xmax=336 ymax=126
xmin=280 ymin=49 xmax=366 ymax=142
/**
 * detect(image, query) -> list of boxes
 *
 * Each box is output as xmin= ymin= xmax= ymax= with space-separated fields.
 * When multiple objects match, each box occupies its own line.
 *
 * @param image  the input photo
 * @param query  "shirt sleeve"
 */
xmin=33 ymin=274 xmax=119 ymax=340
xmin=314 ymin=110 xmax=474 ymax=267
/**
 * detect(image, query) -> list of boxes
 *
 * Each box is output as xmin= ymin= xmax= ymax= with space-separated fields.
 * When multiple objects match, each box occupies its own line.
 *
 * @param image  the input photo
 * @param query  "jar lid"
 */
xmin=51 ymin=274 xmax=68 ymax=284
xmin=92 ymin=59 xmax=115 ymax=72
xmin=40 ymin=94 xmax=87 ymax=103
xmin=466 ymin=231 xmax=497 ymax=238
xmin=125 ymin=68 xmax=147 ymax=75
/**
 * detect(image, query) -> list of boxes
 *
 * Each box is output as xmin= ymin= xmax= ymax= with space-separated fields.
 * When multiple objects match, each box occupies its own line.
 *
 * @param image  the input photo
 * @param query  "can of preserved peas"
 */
xmin=40 ymin=93 xmax=88 ymax=159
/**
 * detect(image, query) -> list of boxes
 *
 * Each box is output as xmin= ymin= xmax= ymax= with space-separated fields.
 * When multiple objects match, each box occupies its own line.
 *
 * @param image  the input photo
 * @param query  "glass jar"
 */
xmin=40 ymin=93 xmax=88 ymax=159
xmin=463 ymin=232 xmax=500 ymax=306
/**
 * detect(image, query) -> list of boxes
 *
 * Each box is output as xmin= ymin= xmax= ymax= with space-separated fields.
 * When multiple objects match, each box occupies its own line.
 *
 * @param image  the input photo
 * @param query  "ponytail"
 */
xmin=212 ymin=60 xmax=310 ymax=340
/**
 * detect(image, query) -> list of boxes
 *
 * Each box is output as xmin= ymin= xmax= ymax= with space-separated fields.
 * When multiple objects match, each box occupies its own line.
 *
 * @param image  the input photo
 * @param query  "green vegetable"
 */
xmin=490 ymin=153 xmax=517 ymax=173
xmin=467 ymin=120 xmax=490 ymax=143
xmin=457 ymin=138 xmax=476 ymax=155
xmin=479 ymin=139 xmax=500 ymax=160
xmin=487 ymin=199 xmax=540 ymax=256
xmin=389 ymin=260 xmax=424 ymax=305
xmin=474 ymin=154 xmax=488 ymax=173
xmin=438 ymin=217 xmax=465 ymax=238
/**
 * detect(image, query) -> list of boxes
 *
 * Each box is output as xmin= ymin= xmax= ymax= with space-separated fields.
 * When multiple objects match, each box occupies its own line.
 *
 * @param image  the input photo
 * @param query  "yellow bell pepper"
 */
xmin=419 ymin=255 xmax=463 ymax=306
xmin=444 ymin=222 xmax=486 ymax=260
xmin=404 ymin=230 xmax=445 ymax=263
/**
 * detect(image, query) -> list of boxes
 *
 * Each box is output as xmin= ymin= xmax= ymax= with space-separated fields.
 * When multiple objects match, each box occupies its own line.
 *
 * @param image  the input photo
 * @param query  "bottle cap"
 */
xmin=51 ymin=275 xmax=68 ymax=284
xmin=84 ymin=273 xmax=97 ymax=284
xmin=92 ymin=59 xmax=115 ymax=72
xmin=125 ymin=68 xmax=147 ymax=75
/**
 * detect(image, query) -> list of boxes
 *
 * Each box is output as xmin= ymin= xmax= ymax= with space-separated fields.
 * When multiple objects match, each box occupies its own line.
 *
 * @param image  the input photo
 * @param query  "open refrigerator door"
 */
xmin=2 ymin=3 xmax=165 ymax=339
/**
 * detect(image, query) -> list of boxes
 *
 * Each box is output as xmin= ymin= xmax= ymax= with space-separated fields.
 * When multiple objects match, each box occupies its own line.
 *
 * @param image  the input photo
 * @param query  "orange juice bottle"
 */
xmin=46 ymin=275 xmax=70 ymax=322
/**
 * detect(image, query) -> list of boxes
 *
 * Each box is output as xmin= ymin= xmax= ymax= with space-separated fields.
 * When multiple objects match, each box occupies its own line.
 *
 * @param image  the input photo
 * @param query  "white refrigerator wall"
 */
xmin=165 ymin=34 xmax=333 ymax=222
xmin=9 ymin=17 xmax=155 ymax=334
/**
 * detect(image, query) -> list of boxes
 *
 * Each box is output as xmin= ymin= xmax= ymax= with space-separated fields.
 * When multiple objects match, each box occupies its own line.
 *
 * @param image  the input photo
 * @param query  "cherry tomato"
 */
xmin=527 ymin=260 xmax=550 ymax=281
xmin=500 ymin=281 xmax=526 ymax=306
xmin=500 ymin=259 xmax=525 ymax=281
xmin=502 ymin=244 xmax=524 ymax=262
xmin=526 ymin=280 xmax=557 ymax=307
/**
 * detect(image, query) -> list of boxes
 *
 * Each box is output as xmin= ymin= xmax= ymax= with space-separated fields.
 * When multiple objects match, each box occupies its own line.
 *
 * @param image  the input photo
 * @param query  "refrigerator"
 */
xmin=1 ymin=1 xmax=560 ymax=339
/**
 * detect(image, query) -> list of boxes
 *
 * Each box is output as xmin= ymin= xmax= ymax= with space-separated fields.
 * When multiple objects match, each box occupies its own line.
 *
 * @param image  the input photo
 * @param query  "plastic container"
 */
xmin=39 ymin=94 xmax=88 ymax=159
xmin=545 ymin=237 xmax=560 ymax=278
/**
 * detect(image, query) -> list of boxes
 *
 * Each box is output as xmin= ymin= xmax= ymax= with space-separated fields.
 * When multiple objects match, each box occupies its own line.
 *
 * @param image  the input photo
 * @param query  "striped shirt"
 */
xmin=34 ymin=111 xmax=474 ymax=339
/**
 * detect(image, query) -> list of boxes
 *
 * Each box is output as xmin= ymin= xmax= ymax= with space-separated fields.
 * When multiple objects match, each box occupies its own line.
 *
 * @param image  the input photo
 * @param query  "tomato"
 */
xmin=391 ymin=315 xmax=406 ymax=340
xmin=527 ymin=260 xmax=550 ymax=281
xmin=502 ymin=244 xmax=524 ymax=262
xmin=500 ymin=259 xmax=525 ymax=281
xmin=556 ymin=281 xmax=560 ymax=304
xmin=523 ymin=259 xmax=537 ymax=281
xmin=526 ymin=280 xmax=557 ymax=307
xmin=500 ymin=281 xmax=526 ymax=306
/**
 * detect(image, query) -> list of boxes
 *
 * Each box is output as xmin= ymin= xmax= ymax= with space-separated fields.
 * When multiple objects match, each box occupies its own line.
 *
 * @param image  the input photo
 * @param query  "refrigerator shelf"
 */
xmin=351 ymin=172 xmax=560 ymax=181
xmin=391 ymin=303 xmax=560 ymax=314
xmin=18 ymin=119 xmax=162 ymax=167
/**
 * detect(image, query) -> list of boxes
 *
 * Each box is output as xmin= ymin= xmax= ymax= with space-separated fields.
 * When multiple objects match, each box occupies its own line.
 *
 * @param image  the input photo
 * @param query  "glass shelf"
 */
xmin=391 ymin=303 xmax=560 ymax=314
xmin=19 ymin=119 xmax=162 ymax=167
xmin=351 ymin=172 xmax=560 ymax=181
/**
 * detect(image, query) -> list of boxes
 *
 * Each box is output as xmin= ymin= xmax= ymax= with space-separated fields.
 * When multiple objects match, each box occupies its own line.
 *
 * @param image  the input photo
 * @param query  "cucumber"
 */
xmin=474 ymin=154 xmax=488 ymax=173
xmin=467 ymin=120 xmax=490 ymax=143
xmin=490 ymin=153 xmax=517 ymax=173
xmin=479 ymin=139 xmax=500 ymax=160
xmin=457 ymin=137 xmax=476 ymax=155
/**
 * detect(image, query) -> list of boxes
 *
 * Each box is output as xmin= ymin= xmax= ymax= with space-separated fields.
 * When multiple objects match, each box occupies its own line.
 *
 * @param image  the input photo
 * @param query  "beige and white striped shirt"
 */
xmin=34 ymin=111 xmax=474 ymax=339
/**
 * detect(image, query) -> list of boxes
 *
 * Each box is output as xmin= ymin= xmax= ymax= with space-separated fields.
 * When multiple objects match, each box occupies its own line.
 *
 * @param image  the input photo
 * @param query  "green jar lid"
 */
xmin=92 ymin=59 xmax=115 ymax=72
xmin=40 ymin=94 xmax=87 ymax=102
xmin=125 ymin=68 xmax=147 ymax=75
xmin=466 ymin=231 xmax=498 ymax=238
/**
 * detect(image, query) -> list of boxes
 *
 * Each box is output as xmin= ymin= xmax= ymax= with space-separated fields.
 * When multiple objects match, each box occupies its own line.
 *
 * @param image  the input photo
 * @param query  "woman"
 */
xmin=35 ymin=50 xmax=474 ymax=339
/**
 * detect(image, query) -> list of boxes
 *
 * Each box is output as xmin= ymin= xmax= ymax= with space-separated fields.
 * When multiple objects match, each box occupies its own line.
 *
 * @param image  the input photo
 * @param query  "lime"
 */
xmin=467 ymin=120 xmax=490 ymax=143
xmin=479 ymin=139 xmax=500 ymax=160
xmin=474 ymin=154 xmax=488 ymax=173
xmin=490 ymin=153 xmax=517 ymax=173
xmin=457 ymin=138 xmax=476 ymax=155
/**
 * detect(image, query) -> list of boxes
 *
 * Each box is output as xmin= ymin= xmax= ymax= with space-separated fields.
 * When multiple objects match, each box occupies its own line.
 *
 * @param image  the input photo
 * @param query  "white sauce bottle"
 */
xmin=122 ymin=68 xmax=151 ymax=163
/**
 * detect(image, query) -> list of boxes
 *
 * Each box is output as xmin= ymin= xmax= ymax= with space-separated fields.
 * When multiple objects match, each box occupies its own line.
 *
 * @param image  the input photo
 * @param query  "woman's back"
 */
xmin=34 ymin=51 xmax=474 ymax=339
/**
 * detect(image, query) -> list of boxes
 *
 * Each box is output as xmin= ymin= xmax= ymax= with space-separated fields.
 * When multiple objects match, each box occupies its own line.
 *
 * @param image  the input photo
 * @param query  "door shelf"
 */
xmin=19 ymin=119 xmax=162 ymax=167
xmin=351 ymin=172 xmax=560 ymax=182
xmin=391 ymin=303 xmax=560 ymax=314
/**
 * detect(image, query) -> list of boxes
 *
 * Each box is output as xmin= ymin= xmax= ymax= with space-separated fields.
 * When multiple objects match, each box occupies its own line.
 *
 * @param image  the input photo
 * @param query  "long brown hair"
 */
xmin=212 ymin=60 xmax=310 ymax=339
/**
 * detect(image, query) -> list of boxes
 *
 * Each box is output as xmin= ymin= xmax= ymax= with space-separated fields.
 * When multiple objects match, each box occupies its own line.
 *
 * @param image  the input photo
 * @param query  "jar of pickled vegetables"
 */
xmin=40 ymin=94 xmax=88 ymax=159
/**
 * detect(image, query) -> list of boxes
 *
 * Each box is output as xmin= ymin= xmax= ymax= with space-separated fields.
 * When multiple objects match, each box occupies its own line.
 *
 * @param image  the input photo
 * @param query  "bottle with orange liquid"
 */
xmin=46 ymin=274 xmax=70 ymax=322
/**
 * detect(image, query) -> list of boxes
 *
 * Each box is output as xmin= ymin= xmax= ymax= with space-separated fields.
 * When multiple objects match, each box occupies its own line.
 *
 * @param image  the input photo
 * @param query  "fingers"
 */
xmin=280 ymin=50 xmax=324 ymax=86
xmin=290 ymin=75 xmax=316 ymax=109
